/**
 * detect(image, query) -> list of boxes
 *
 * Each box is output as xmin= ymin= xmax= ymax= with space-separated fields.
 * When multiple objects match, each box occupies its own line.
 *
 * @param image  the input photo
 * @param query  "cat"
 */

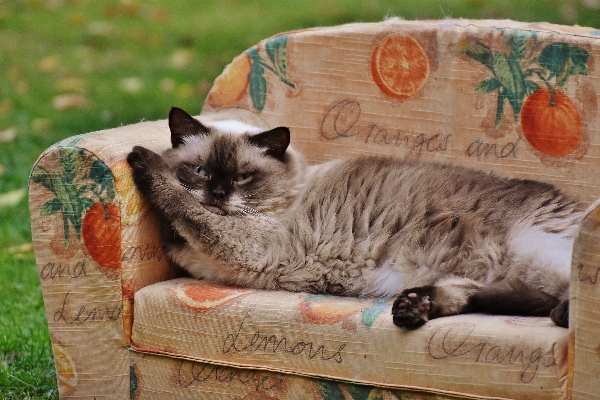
xmin=127 ymin=107 xmax=582 ymax=329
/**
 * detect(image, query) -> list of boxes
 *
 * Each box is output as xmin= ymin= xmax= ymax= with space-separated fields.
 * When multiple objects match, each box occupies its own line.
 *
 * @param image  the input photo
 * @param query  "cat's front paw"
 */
xmin=127 ymin=145 xmax=161 ymax=170
xmin=127 ymin=146 xmax=168 ymax=192
xmin=392 ymin=286 xmax=435 ymax=330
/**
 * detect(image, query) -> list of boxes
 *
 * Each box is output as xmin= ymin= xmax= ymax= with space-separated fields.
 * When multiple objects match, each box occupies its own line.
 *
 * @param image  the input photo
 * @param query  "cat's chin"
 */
xmin=202 ymin=204 xmax=227 ymax=216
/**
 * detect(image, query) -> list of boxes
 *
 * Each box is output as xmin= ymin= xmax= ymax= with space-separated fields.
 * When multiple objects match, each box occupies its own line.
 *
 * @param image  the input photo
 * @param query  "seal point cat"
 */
xmin=127 ymin=107 xmax=581 ymax=329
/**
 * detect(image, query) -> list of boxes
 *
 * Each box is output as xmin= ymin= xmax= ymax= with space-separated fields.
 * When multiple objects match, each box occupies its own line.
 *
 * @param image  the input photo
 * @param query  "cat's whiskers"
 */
xmin=233 ymin=205 xmax=277 ymax=226
xmin=179 ymin=182 xmax=205 ymax=203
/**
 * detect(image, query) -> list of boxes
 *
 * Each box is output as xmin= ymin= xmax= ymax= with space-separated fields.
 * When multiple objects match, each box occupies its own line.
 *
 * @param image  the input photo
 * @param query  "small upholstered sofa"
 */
xmin=30 ymin=19 xmax=600 ymax=399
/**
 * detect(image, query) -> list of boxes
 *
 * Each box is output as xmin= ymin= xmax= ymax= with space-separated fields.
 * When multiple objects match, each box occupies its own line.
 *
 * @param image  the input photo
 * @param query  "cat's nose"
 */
xmin=212 ymin=186 xmax=226 ymax=200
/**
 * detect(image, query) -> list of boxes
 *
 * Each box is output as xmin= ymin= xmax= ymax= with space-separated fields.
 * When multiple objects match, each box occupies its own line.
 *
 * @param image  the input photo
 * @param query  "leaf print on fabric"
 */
xmin=316 ymin=379 xmax=403 ymax=400
xmin=248 ymin=52 xmax=268 ymax=112
xmin=317 ymin=379 xmax=345 ymax=400
xmin=247 ymin=34 xmax=296 ymax=112
xmin=129 ymin=363 xmax=138 ymax=400
xmin=360 ymin=299 xmax=389 ymax=329
xmin=460 ymin=30 xmax=591 ymax=159
xmin=264 ymin=35 xmax=295 ymax=88
xmin=537 ymin=42 xmax=589 ymax=86
xmin=346 ymin=384 xmax=382 ymax=400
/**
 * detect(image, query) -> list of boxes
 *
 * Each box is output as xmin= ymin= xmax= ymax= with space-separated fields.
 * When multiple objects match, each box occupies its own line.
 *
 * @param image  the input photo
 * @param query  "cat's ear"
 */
xmin=168 ymin=107 xmax=210 ymax=148
xmin=248 ymin=127 xmax=290 ymax=161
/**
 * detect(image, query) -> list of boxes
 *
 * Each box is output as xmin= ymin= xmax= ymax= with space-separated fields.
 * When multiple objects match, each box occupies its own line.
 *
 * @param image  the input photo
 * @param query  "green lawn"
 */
xmin=1 ymin=1 xmax=599 ymax=398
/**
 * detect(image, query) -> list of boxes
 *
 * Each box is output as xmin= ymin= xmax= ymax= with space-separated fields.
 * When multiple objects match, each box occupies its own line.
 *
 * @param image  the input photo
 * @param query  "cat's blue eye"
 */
xmin=235 ymin=172 xmax=252 ymax=183
xmin=195 ymin=166 xmax=208 ymax=177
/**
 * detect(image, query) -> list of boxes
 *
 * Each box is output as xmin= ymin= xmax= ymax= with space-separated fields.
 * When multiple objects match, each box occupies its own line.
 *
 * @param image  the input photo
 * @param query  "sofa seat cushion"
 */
xmin=132 ymin=278 xmax=569 ymax=399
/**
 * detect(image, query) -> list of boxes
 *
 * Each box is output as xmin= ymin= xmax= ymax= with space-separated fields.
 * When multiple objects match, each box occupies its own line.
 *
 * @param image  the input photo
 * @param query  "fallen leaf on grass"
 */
xmin=53 ymin=94 xmax=89 ymax=110
xmin=178 ymin=84 xmax=194 ymax=99
xmin=0 ymin=127 xmax=16 ymax=143
xmin=38 ymin=55 xmax=61 ymax=72
xmin=0 ymin=99 xmax=11 ymax=115
xmin=171 ymin=49 xmax=192 ymax=69
xmin=7 ymin=243 xmax=34 ymax=254
xmin=159 ymin=78 xmax=176 ymax=93
xmin=88 ymin=20 xmax=116 ymax=38
xmin=32 ymin=118 xmax=52 ymax=132
xmin=120 ymin=77 xmax=144 ymax=93
xmin=55 ymin=77 xmax=87 ymax=93
xmin=0 ymin=188 xmax=25 ymax=207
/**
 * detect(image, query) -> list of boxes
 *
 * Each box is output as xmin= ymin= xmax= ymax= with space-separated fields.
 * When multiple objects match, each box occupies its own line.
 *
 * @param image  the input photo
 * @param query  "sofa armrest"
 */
xmin=570 ymin=199 xmax=600 ymax=400
xmin=29 ymin=119 xmax=175 ymax=397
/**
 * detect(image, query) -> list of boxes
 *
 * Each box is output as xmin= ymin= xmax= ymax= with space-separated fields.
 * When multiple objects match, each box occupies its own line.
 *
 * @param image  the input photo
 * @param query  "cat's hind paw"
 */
xmin=392 ymin=286 xmax=434 ymax=330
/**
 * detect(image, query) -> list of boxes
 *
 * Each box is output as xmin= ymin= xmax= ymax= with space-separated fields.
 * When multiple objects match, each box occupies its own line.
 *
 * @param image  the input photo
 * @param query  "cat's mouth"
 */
xmin=202 ymin=204 xmax=227 ymax=216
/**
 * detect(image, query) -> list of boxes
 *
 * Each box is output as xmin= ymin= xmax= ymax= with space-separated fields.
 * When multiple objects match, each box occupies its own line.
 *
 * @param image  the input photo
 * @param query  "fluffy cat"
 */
xmin=127 ymin=107 xmax=582 ymax=329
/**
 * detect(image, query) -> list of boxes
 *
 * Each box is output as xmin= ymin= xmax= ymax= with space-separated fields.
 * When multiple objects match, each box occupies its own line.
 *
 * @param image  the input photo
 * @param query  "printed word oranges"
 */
xmin=206 ymin=54 xmax=252 ymax=110
xmin=371 ymin=34 xmax=430 ymax=100
xmin=520 ymin=88 xmax=583 ymax=158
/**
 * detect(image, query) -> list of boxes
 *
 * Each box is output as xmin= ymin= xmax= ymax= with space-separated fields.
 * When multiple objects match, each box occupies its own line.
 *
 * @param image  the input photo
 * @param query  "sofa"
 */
xmin=30 ymin=19 xmax=600 ymax=399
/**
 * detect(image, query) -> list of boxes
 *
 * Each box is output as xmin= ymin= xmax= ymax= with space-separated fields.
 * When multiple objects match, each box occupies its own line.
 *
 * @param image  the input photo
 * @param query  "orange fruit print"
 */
xmin=299 ymin=297 xmax=370 ymax=324
xmin=520 ymin=88 xmax=583 ymax=157
xmin=461 ymin=35 xmax=590 ymax=159
xmin=82 ymin=202 xmax=121 ymax=271
xmin=175 ymin=282 xmax=251 ymax=311
xmin=371 ymin=34 xmax=430 ymax=100
xmin=206 ymin=53 xmax=251 ymax=110
xmin=52 ymin=343 xmax=77 ymax=395
xmin=111 ymin=160 xmax=149 ymax=226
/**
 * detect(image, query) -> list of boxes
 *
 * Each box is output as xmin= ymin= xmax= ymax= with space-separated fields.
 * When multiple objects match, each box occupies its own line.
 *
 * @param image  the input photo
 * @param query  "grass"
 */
xmin=0 ymin=0 xmax=598 ymax=398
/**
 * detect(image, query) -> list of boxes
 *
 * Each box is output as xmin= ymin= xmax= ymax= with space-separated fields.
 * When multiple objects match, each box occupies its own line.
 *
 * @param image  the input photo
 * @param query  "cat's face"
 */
xmin=164 ymin=107 xmax=302 ymax=217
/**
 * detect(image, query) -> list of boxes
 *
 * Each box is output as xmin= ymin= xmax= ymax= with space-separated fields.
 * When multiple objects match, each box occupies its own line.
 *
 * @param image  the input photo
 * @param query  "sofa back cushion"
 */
xmin=203 ymin=19 xmax=600 ymax=205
